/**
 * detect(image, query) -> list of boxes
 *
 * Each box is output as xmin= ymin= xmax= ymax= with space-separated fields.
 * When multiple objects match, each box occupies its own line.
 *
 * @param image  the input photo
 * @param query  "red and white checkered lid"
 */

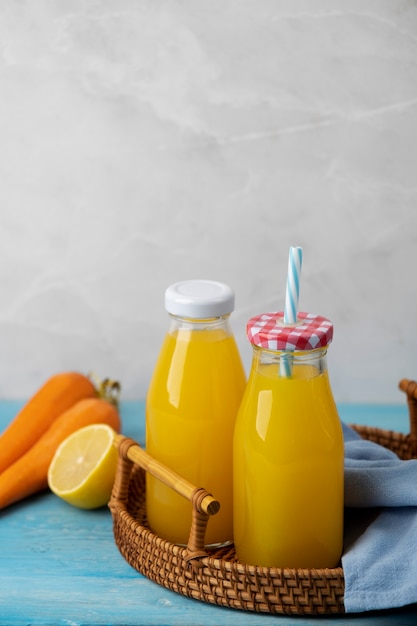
xmin=247 ymin=311 xmax=333 ymax=351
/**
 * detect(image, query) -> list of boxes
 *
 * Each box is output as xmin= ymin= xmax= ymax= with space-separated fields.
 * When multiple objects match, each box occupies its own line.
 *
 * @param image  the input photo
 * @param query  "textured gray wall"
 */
xmin=0 ymin=1 xmax=416 ymax=403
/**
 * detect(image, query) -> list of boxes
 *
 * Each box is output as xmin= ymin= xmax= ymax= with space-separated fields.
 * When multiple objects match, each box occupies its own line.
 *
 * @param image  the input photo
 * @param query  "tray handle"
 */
xmin=399 ymin=379 xmax=417 ymax=444
xmin=110 ymin=435 xmax=220 ymax=562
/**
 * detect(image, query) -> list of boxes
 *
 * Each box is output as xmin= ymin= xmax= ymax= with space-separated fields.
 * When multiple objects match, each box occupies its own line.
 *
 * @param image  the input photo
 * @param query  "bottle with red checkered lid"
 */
xmin=146 ymin=280 xmax=246 ymax=547
xmin=233 ymin=311 xmax=344 ymax=568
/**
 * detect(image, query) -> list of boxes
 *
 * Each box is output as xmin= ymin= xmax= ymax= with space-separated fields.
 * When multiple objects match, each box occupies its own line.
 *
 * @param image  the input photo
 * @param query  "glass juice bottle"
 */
xmin=146 ymin=280 xmax=246 ymax=546
xmin=233 ymin=312 xmax=344 ymax=568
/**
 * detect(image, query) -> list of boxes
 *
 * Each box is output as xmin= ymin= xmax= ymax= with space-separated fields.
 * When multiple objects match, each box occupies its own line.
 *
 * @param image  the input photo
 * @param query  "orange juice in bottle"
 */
xmin=146 ymin=280 xmax=246 ymax=546
xmin=233 ymin=312 xmax=344 ymax=568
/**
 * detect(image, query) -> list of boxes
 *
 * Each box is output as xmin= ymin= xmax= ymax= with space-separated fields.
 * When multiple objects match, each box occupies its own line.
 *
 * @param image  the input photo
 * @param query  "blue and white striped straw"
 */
xmin=280 ymin=246 xmax=303 ymax=377
xmin=284 ymin=246 xmax=303 ymax=325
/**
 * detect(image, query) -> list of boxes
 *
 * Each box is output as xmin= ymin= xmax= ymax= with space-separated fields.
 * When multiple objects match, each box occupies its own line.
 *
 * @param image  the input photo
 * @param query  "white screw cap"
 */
xmin=165 ymin=280 xmax=235 ymax=318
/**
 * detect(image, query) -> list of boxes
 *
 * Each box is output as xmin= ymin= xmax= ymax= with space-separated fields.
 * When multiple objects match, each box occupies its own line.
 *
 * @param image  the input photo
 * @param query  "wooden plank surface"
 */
xmin=0 ymin=399 xmax=416 ymax=625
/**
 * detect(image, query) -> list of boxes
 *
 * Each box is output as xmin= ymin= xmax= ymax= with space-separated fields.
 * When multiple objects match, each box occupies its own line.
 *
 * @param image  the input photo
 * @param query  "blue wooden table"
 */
xmin=1 ymin=399 xmax=417 ymax=625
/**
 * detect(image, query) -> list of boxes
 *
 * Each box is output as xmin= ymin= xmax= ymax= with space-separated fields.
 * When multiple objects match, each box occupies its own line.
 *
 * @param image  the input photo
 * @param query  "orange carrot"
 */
xmin=0 ymin=396 xmax=121 ymax=510
xmin=0 ymin=372 xmax=97 ymax=474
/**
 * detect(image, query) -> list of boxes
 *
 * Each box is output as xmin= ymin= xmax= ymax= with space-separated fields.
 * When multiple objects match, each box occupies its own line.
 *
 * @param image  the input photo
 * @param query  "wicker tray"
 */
xmin=109 ymin=379 xmax=417 ymax=616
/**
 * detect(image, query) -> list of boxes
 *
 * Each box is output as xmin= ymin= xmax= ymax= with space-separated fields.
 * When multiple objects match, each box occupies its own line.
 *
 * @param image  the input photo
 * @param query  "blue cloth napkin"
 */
xmin=342 ymin=422 xmax=417 ymax=612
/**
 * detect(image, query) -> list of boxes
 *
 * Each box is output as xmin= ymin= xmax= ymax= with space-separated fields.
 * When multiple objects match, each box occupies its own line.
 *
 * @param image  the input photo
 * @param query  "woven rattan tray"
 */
xmin=109 ymin=379 xmax=417 ymax=616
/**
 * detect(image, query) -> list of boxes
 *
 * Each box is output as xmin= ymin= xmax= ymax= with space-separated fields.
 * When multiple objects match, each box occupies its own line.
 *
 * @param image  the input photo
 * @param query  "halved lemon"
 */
xmin=47 ymin=423 xmax=118 ymax=509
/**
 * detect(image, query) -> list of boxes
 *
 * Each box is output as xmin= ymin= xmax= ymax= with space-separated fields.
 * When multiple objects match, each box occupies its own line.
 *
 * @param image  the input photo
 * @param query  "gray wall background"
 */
xmin=0 ymin=0 xmax=416 ymax=403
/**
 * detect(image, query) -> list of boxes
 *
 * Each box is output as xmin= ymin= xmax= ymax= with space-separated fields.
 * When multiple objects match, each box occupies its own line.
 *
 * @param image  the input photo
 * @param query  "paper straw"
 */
xmin=280 ymin=246 xmax=303 ymax=377
xmin=284 ymin=246 xmax=303 ymax=324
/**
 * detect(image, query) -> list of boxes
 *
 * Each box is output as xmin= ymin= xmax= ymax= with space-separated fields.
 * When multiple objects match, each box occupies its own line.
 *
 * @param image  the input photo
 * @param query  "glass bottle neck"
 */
xmin=168 ymin=313 xmax=232 ymax=333
xmin=251 ymin=345 xmax=329 ymax=378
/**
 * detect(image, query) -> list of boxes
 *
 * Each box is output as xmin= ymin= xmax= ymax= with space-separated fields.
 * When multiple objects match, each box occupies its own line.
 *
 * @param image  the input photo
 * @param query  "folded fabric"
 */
xmin=343 ymin=423 xmax=417 ymax=508
xmin=341 ymin=422 xmax=417 ymax=613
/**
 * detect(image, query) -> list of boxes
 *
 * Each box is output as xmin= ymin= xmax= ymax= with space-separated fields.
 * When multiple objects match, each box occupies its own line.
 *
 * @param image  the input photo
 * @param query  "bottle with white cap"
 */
xmin=233 ymin=311 xmax=344 ymax=568
xmin=146 ymin=279 xmax=246 ymax=546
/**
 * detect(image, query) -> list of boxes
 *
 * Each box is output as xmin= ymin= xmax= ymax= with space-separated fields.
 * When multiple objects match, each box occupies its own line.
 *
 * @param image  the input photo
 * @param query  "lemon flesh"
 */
xmin=48 ymin=424 xmax=118 ymax=509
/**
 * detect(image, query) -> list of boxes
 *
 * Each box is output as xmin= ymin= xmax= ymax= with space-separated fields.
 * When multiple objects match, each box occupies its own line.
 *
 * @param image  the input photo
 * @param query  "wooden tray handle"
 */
xmin=111 ymin=434 xmax=220 ymax=561
xmin=399 ymin=379 xmax=417 ymax=442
